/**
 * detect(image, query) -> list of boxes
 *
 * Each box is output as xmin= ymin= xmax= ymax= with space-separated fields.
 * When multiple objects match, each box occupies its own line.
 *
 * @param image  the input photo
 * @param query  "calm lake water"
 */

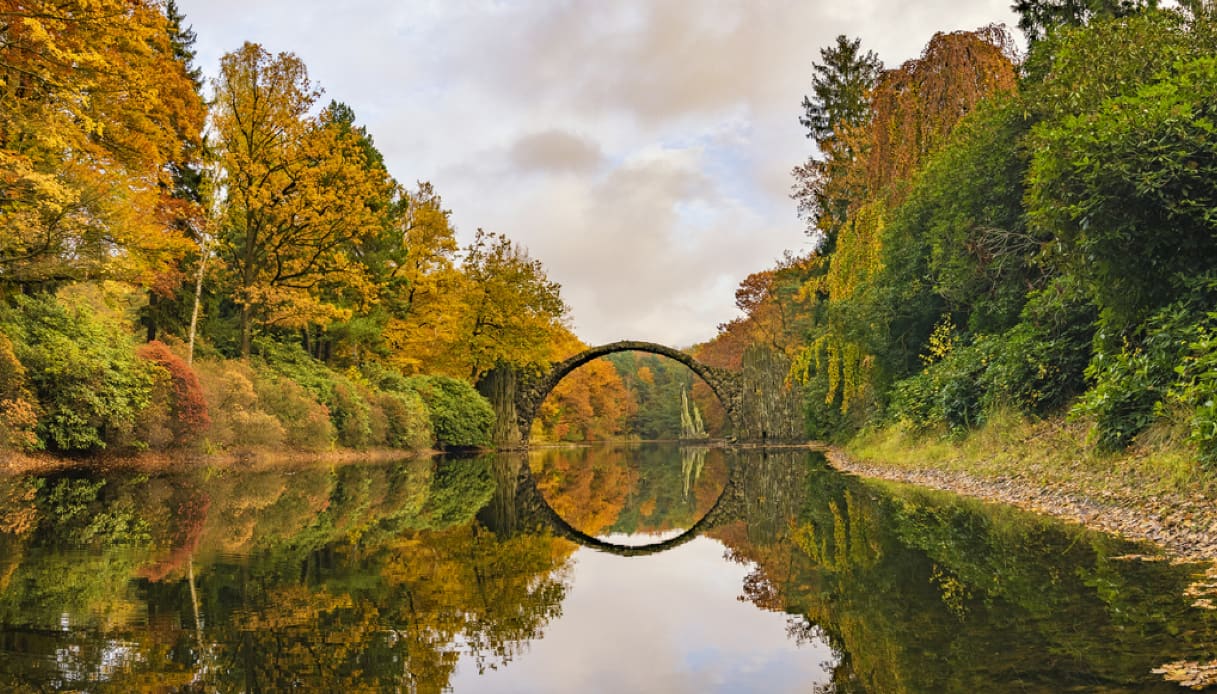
xmin=0 ymin=445 xmax=1214 ymax=692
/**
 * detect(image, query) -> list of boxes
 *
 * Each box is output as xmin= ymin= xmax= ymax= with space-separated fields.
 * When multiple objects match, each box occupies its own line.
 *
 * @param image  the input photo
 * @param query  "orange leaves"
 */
xmin=0 ymin=1 xmax=205 ymax=288
xmin=532 ymin=329 xmax=637 ymax=442
xmin=863 ymin=26 xmax=1019 ymax=204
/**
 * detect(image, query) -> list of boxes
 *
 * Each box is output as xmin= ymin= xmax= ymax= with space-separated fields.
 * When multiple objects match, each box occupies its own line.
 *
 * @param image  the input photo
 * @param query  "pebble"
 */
xmin=824 ymin=448 xmax=1217 ymax=562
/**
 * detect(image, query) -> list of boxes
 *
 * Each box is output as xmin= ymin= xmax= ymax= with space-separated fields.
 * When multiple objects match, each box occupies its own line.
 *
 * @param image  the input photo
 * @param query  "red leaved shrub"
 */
xmin=137 ymin=341 xmax=211 ymax=446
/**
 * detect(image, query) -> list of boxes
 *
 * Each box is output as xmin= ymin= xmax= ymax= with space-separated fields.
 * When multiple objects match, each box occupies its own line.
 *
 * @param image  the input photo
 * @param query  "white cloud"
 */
xmin=177 ymin=0 xmax=1020 ymax=346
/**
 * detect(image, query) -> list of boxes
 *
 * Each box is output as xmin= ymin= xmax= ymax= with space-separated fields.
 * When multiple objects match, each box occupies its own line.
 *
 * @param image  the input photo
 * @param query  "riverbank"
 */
xmin=827 ymin=412 xmax=1217 ymax=561
xmin=0 ymin=446 xmax=441 ymax=477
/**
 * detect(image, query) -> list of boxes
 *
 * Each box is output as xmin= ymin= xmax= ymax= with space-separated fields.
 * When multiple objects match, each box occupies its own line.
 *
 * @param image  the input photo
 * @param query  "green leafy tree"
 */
xmin=1025 ymin=13 xmax=1217 ymax=336
xmin=0 ymin=295 xmax=156 ymax=451
xmin=1012 ymin=0 xmax=1154 ymax=42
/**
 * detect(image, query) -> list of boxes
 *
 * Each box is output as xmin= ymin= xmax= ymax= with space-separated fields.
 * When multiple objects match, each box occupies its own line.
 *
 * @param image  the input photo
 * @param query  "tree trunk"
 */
xmin=239 ymin=305 xmax=252 ymax=358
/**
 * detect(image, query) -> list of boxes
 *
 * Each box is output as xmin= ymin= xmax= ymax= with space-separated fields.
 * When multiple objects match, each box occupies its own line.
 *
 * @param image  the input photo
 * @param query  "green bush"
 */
xmin=253 ymin=338 xmax=338 ymax=401
xmin=403 ymin=375 xmax=494 ymax=449
xmin=330 ymin=379 xmax=373 ymax=448
xmin=253 ymin=373 xmax=334 ymax=451
xmin=978 ymin=278 xmax=1096 ymax=416
xmin=890 ymin=341 xmax=989 ymax=433
xmin=254 ymin=338 xmax=375 ymax=449
xmin=0 ymin=294 xmax=156 ymax=451
xmin=1073 ymin=303 xmax=1200 ymax=451
xmin=372 ymin=390 xmax=434 ymax=450
xmin=1163 ymin=315 xmax=1217 ymax=467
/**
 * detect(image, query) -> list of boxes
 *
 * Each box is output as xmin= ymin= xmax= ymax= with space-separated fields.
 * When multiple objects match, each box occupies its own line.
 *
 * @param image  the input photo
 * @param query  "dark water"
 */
xmin=0 ymin=445 xmax=1214 ymax=692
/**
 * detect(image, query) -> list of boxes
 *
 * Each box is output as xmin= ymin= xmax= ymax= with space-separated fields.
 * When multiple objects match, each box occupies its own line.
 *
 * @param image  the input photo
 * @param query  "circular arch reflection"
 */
xmin=517 ymin=449 xmax=740 ymax=558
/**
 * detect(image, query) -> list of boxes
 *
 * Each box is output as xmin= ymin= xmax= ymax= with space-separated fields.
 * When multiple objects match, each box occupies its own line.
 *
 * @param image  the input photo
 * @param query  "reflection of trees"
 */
xmin=528 ymin=445 xmax=729 ymax=538
xmin=715 ymin=453 xmax=1217 ymax=693
xmin=0 ymin=457 xmax=571 ymax=692
xmin=529 ymin=447 xmax=635 ymax=537
xmin=5 ymin=451 xmax=1217 ymax=691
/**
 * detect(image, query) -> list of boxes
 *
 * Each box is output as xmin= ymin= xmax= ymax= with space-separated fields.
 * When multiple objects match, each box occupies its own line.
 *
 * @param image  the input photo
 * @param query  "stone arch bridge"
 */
xmin=503 ymin=341 xmax=744 ymax=446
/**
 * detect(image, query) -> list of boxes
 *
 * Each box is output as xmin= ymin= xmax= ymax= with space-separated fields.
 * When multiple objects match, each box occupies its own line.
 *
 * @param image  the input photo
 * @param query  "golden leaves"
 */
xmin=0 ymin=1 xmax=205 ymax=287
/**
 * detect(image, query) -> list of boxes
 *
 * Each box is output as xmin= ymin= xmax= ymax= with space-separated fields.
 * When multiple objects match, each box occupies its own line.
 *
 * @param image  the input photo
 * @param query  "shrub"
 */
xmin=403 ymin=375 xmax=494 ymax=449
xmin=135 ymin=341 xmax=211 ymax=447
xmin=0 ymin=294 xmax=156 ymax=451
xmin=135 ymin=365 xmax=175 ymax=450
xmin=1073 ymin=303 xmax=1200 ymax=451
xmin=0 ymin=333 xmax=40 ymax=451
xmin=890 ymin=341 xmax=989 ymax=433
xmin=372 ymin=390 xmax=434 ymax=450
xmin=253 ymin=338 xmax=337 ymax=401
xmin=254 ymin=338 xmax=374 ymax=449
xmin=1165 ymin=319 xmax=1217 ymax=467
xmin=330 ymin=379 xmax=373 ymax=449
xmin=252 ymin=373 xmax=334 ymax=450
xmin=979 ymin=278 xmax=1096 ymax=415
xmin=193 ymin=359 xmax=285 ymax=450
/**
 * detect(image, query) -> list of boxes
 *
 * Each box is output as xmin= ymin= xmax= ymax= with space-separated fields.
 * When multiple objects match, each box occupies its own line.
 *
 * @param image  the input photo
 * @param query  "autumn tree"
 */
xmin=793 ymin=27 xmax=1020 ymax=414
xmin=0 ymin=0 xmax=205 ymax=292
xmin=142 ymin=0 xmax=209 ymax=341
xmin=380 ymin=183 xmax=465 ymax=374
xmin=531 ymin=329 xmax=636 ymax=442
xmin=211 ymin=43 xmax=393 ymax=356
xmin=445 ymin=229 xmax=567 ymax=380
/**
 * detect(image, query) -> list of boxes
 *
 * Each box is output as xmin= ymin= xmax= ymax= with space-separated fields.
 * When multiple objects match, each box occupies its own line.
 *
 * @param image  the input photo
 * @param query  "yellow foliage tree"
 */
xmin=531 ymin=328 xmax=636 ymax=442
xmin=381 ymin=183 xmax=464 ymax=374
xmin=438 ymin=229 xmax=568 ymax=379
xmin=0 ymin=0 xmax=205 ymax=290
xmin=211 ymin=43 xmax=393 ymax=356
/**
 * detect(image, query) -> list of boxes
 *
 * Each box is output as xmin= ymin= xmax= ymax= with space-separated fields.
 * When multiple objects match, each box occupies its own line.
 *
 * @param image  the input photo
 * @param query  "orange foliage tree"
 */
xmin=0 ymin=0 xmax=206 ymax=291
xmin=531 ymin=329 xmax=636 ymax=442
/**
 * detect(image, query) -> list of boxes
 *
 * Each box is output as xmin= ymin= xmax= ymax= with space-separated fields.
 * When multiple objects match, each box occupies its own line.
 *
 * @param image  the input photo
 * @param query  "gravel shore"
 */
xmin=825 ymin=447 xmax=1217 ymax=561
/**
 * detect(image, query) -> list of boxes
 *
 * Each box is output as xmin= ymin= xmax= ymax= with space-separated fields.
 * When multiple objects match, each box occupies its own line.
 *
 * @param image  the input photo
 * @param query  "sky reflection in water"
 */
xmin=451 ymin=536 xmax=834 ymax=693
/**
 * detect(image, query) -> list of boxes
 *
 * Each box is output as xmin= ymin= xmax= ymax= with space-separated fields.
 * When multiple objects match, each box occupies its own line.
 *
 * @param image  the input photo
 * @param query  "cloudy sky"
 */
xmin=177 ymin=0 xmax=1020 ymax=348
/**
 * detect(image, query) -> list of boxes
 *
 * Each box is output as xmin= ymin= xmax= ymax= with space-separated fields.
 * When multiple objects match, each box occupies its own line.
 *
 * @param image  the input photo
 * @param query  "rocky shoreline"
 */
xmin=825 ymin=447 xmax=1217 ymax=562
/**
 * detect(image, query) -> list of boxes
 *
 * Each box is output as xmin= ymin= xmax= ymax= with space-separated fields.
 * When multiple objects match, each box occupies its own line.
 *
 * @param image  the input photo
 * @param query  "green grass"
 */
xmin=845 ymin=407 xmax=1217 ymax=501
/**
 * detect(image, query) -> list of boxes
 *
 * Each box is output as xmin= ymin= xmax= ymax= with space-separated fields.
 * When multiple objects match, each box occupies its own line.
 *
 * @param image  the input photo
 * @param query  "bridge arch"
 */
xmin=514 ymin=340 xmax=742 ymax=444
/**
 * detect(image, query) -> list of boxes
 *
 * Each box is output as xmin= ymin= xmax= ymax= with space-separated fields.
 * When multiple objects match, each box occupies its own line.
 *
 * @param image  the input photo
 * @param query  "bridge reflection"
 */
xmin=481 ymin=447 xmax=810 ymax=558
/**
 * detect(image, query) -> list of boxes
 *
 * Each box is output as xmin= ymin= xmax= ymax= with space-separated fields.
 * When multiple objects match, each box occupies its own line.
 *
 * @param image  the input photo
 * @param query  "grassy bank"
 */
xmin=833 ymin=410 xmax=1217 ymax=559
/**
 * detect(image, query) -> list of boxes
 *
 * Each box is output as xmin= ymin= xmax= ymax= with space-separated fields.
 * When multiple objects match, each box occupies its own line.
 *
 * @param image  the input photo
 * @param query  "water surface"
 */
xmin=0 ymin=445 xmax=1213 ymax=692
